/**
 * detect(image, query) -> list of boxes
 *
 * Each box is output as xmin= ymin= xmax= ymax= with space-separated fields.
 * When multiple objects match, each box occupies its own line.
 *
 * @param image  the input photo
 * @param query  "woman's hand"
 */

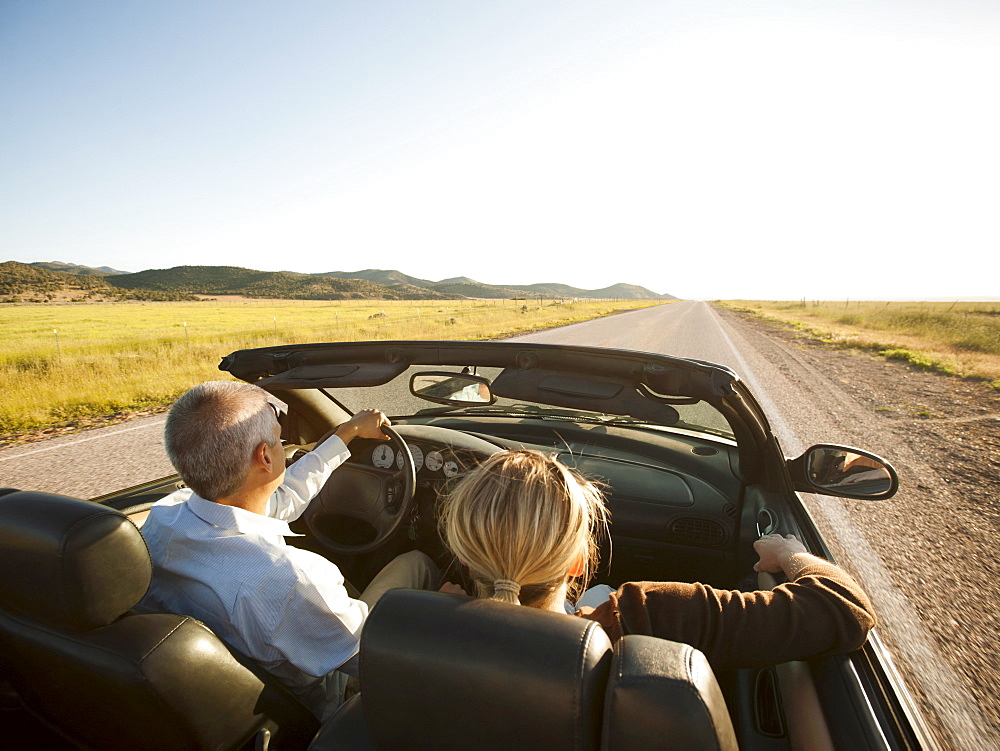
xmin=753 ymin=534 xmax=810 ymax=578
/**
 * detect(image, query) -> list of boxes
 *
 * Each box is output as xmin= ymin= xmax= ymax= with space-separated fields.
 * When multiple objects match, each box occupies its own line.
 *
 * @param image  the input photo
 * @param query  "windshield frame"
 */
xmin=220 ymin=338 xmax=772 ymax=469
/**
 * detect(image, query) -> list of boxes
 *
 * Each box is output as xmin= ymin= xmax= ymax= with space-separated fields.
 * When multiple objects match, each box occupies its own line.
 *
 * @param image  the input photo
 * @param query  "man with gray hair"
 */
xmin=140 ymin=380 xmax=446 ymax=720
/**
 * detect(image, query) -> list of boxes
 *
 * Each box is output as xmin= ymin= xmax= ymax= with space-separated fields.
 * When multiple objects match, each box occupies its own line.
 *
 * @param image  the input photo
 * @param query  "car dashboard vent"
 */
xmin=670 ymin=517 xmax=727 ymax=547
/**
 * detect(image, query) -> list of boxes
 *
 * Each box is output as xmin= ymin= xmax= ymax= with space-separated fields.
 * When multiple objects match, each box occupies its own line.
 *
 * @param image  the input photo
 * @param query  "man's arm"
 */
xmin=272 ymin=410 xmax=391 ymax=520
xmin=330 ymin=409 xmax=391 ymax=445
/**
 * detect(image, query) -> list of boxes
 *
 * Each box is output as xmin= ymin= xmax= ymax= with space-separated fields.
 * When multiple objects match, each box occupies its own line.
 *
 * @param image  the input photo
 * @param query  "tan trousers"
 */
xmin=359 ymin=549 xmax=440 ymax=610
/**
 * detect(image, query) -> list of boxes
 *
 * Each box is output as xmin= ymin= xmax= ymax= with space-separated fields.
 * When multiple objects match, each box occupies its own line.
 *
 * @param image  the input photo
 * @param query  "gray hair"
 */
xmin=164 ymin=381 xmax=278 ymax=501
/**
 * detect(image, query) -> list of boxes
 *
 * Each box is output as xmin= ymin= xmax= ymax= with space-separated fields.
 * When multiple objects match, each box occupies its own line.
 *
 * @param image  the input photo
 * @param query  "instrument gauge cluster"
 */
xmin=369 ymin=441 xmax=474 ymax=479
xmin=397 ymin=444 xmax=425 ymax=472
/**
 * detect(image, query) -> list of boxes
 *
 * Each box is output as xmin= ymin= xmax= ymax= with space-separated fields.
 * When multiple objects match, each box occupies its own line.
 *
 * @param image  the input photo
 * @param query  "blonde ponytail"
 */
xmin=491 ymin=578 xmax=522 ymax=605
xmin=439 ymin=450 xmax=609 ymax=608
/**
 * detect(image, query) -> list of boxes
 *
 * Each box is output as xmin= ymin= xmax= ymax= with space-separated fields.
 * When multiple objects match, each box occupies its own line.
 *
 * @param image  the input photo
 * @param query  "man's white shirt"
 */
xmin=140 ymin=434 xmax=364 ymax=703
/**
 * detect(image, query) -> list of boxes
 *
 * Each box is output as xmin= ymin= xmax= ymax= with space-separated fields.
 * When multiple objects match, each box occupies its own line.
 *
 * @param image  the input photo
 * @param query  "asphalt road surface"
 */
xmin=0 ymin=300 xmax=990 ymax=749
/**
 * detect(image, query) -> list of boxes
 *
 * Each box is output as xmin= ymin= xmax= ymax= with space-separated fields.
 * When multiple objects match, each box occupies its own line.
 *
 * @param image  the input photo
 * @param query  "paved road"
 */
xmin=0 ymin=414 xmax=172 ymax=499
xmin=0 ymin=300 xmax=988 ymax=748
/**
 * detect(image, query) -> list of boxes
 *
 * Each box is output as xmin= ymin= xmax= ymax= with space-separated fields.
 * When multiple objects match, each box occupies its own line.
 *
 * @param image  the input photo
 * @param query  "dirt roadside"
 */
xmin=725 ymin=309 xmax=1000 ymax=509
xmin=724 ymin=308 xmax=1000 ymax=748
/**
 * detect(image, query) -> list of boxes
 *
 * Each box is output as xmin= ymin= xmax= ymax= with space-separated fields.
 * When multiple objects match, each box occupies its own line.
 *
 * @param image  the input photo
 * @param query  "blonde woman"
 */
xmin=439 ymin=450 xmax=877 ymax=671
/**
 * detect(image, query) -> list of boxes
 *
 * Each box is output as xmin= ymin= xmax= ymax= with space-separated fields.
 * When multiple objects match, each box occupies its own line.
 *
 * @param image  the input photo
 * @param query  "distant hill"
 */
xmin=511 ymin=282 xmax=674 ymax=300
xmin=109 ymin=266 xmax=455 ymax=300
xmin=111 ymin=265 xmax=280 ymax=292
xmin=3 ymin=261 xmax=675 ymax=302
xmin=314 ymin=268 xmax=672 ymax=300
xmin=29 ymin=261 xmax=128 ymax=276
xmin=433 ymin=280 xmax=520 ymax=298
xmin=0 ymin=261 xmax=192 ymax=302
xmin=1 ymin=261 xmax=109 ymax=292
xmin=319 ymin=269 xmax=435 ymax=288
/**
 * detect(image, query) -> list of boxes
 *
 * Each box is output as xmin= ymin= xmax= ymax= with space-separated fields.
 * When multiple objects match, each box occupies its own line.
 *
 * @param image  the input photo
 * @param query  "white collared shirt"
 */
xmin=140 ymin=434 xmax=365 ymax=701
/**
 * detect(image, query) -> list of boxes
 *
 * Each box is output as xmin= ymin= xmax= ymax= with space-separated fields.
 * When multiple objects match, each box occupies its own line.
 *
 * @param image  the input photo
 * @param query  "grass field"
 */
xmin=0 ymin=298 xmax=667 ymax=437
xmin=722 ymin=300 xmax=1000 ymax=387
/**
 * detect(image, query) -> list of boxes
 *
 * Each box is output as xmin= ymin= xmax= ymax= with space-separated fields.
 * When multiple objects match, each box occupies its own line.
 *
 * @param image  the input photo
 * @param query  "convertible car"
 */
xmin=0 ymin=340 xmax=931 ymax=750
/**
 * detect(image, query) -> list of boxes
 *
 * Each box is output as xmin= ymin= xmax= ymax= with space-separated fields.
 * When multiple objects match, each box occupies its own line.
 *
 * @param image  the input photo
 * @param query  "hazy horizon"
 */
xmin=12 ymin=258 xmax=1000 ymax=303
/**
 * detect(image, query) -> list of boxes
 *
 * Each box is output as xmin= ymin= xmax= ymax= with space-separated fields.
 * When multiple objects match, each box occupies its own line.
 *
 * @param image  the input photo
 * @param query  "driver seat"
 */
xmin=310 ymin=588 xmax=737 ymax=750
xmin=0 ymin=491 xmax=318 ymax=751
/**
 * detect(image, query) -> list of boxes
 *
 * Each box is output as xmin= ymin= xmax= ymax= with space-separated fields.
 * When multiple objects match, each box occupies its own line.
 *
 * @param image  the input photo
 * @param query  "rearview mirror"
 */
xmin=788 ymin=444 xmax=899 ymax=500
xmin=410 ymin=371 xmax=495 ymax=406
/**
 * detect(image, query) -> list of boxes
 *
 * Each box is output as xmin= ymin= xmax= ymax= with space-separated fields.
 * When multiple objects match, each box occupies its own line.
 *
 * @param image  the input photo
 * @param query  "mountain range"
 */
xmin=1 ymin=261 xmax=675 ymax=302
xmin=28 ymin=261 xmax=129 ymax=276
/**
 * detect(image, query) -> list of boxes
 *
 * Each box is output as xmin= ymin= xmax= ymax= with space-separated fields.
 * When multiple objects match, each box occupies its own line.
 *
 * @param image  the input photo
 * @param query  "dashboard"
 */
xmin=312 ymin=416 xmax=744 ymax=587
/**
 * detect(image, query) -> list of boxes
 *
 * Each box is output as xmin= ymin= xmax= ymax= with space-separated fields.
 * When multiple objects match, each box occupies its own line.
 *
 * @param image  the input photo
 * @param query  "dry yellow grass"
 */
xmin=721 ymin=300 xmax=1000 ymax=385
xmin=1 ymin=298 xmax=668 ymax=436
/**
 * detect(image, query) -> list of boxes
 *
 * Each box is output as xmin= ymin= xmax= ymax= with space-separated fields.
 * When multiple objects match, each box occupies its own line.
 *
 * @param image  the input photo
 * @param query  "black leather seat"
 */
xmin=310 ymin=588 xmax=737 ymax=751
xmin=602 ymin=635 xmax=737 ymax=751
xmin=0 ymin=491 xmax=318 ymax=751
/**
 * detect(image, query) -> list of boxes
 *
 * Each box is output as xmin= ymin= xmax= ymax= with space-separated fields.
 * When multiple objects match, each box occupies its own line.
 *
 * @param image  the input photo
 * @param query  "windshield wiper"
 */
xmin=469 ymin=404 xmax=629 ymax=423
xmin=412 ymin=405 xmax=474 ymax=416
xmin=414 ymin=404 xmax=602 ymax=420
xmin=411 ymin=405 xmax=551 ymax=418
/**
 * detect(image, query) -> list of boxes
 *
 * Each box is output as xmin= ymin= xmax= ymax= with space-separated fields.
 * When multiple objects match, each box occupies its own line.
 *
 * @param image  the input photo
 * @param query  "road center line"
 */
xmin=0 ymin=419 xmax=166 ymax=463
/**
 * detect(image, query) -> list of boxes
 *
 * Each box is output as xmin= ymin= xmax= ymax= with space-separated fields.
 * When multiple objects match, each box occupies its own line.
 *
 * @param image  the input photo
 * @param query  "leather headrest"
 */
xmin=602 ymin=636 xmax=738 ymax=751
xmin=360 ymin=589 xmax=613 ymax=751
xmin=0 ymin=492 xmax=151 ymax=631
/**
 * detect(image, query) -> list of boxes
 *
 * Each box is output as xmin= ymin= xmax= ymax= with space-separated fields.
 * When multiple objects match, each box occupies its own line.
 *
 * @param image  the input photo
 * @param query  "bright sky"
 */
xmin=2 ymin=1 xmax=998 ymax=300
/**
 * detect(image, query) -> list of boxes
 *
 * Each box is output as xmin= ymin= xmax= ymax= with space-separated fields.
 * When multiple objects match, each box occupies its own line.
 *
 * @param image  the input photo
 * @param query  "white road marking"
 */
xmin=708 ymin=305 xmax=987 ymax=750
xmin=0 ymin=418 xmax=166 ymax=462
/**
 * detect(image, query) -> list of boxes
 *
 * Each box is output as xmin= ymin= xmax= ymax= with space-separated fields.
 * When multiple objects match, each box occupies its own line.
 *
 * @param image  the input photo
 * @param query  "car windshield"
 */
xmin=323 ymin=365 xmax=735 ymax=441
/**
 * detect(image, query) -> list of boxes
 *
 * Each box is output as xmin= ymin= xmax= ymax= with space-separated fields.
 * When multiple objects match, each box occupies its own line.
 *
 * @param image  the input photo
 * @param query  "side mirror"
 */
xmin=409 ymin=371 xmax=495 ymax=406
xmin=788 ymin=444 xmax=899 ymax=500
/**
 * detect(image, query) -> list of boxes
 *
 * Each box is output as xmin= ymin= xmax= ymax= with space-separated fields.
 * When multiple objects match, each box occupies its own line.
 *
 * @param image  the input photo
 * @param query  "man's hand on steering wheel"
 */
xmin=335 ymin=409 xmax=392 ymax=444
xmin=310 ymin=423 xmax=416 ymax=556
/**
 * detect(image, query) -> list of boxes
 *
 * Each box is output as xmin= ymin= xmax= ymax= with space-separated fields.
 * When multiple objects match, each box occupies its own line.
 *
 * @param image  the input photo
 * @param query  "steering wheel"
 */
xmin=305 ymin=426 xmax=416 ymax=556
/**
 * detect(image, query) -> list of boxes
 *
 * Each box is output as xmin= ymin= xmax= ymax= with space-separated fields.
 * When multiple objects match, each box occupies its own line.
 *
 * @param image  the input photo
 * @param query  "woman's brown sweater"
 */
xmin=581 ymin=560 xmax=876 ymax=670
